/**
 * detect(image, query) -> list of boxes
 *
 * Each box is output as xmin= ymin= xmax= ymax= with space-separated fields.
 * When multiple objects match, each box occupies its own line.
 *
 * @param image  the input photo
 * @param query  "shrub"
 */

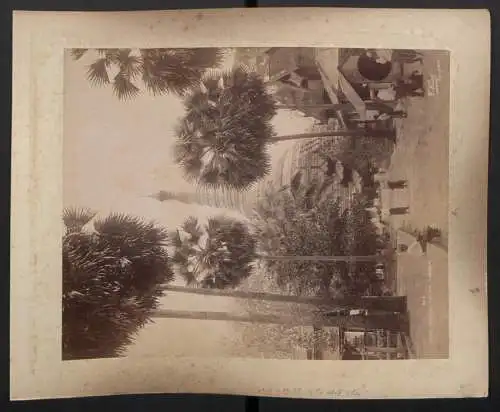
xmin=253 ymin=172 xmax=387 ymax=298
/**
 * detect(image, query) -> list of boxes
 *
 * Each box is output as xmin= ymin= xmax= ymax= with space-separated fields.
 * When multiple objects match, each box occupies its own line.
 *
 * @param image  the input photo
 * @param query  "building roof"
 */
xmin=315 ymin=48 xmax=367 ymax=120
xmin=264 ymin=48 xmax=319 ymax=82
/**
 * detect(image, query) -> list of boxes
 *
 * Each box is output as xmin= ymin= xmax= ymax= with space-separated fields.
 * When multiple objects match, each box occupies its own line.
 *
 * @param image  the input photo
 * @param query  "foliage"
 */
xmin=235 ymin=322 xmax=339 ymax=359
xmin=332 ymin=198 xmax=386 ymax=297
xmin=62 ymin=208 xmax=174 ymax=360
xmin=235 ymin=273 xmax=340 ymax=358
xmin=170 ymin=216 xmax=256 ymax=289
xmin=297 ymin=122 xmax=393 ymax=185
xmin=252 ymin=171 xmax=387 ymax=298
xmin=71 ymin=48 xmax=225 ymax=100
xmin=174 ymin=66 xmax=277 ymax=190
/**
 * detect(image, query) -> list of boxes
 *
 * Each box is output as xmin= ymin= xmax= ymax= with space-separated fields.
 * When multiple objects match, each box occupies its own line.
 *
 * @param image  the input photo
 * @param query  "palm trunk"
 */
xmin=257 ymin=254 xmax=385 ymax=263
xmin=268 ymin=129 xmax=393 ymax=143
xmin=152 ymin=308 xmax=407 ymax=331
xmin=276 ymin=103 xmax=354 ymax=111
xmin=160 ymin=284 xmax=407 ymax=312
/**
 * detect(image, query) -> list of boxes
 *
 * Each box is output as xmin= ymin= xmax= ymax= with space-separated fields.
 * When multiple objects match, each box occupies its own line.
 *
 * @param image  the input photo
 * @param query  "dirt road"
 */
xmin=386 ymin=50 xmax=450 ymax=358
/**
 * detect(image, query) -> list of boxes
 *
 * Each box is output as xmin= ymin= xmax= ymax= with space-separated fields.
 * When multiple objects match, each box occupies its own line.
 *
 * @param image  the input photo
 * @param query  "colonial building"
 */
xmin=260 ymin=47 xmax=331 ymax=122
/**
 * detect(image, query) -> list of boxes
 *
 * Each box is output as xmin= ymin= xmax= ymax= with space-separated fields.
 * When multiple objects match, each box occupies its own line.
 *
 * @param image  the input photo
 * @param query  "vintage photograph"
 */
xmin=63 ymin=46 xmax=450 ymax=362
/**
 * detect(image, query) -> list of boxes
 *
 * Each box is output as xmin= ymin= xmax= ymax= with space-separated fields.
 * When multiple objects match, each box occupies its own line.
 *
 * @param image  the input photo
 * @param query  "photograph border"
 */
xmin=11 ymin=7 xmax=489 ymax=400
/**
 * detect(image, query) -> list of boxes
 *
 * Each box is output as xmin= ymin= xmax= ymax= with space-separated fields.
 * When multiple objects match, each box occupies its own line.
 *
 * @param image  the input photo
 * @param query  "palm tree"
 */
xmin=62 ymin=207 xmax=174 ymax=360
xmin=170 ymin=216 xmax=256 ymax=289
xmin=164 ymin=172 xmax=385 ymax=293
xmin=70 ymin=48 xmax=225 ymax=100
xmin=174 ymin=66 xmax=394 ymax=189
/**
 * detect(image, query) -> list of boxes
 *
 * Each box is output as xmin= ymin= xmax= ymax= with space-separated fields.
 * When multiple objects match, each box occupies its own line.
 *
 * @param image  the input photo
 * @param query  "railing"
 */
xmin=361 ymin=330 xmax=409 ymax=360
xmin=339 ymin=327 xmax=414 ymax=360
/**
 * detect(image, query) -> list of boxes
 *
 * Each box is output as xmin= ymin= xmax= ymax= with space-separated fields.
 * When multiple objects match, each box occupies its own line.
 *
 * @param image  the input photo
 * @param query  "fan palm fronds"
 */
xmin=70 ymin=48 xmax=89 ymax=60
xmin=63 ymin=207 xmax=97 ymax=234
xmin=171 ymin=215 xmax=256 ymax=289
xmin=71 ymin=47 xmax=225 ymax=100
xmin=62 ymin=208 xmax=174 ymax=360
xmin=174 ymin=66 xmax=277 ymax=189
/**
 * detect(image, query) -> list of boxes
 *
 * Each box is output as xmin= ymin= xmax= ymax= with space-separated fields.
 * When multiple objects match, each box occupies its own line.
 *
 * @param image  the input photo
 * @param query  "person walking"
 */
xmin=392 ymin=49 xmax=424 ymax=64
xmin=394 ymin=69 xmax=425 ymax=98
xmin=388 ymin=206 xmax=410 ymax=215
xmin=387 ymin=179 xmax=408 ymax=189
xmin=374 ymin=173 xmax=409 ymax=190
xmin=398 ymin=225 xmax=441 ymax=255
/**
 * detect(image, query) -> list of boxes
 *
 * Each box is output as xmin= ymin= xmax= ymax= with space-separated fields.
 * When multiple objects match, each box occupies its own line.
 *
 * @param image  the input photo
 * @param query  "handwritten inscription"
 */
xmin=255 ymin=387 xmax=362 ymax=397
xmin=427 ymin=60 xmax=443 ymax=97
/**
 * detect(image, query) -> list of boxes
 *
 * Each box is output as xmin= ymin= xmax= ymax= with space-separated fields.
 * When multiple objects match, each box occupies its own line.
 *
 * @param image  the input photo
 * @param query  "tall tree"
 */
xmin=62 ymin=208 xmax=174 ymax=360
xmin=71 ymin=48 xmax=225 ymax=100
xmin=174 ymin=66 xmax=393 ymax=190
xmin=170 ymin=216 xmax=256 ymax=289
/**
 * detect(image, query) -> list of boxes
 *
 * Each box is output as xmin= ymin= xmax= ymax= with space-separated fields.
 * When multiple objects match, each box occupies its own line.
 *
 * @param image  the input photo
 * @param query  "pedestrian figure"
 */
xmin=393 ymin=49 xmax=424 ymax=64
xmin=303 ymin=183 xmax=318 ymax=210
xmin=389 ymin=206 xmax=410 ymax=215
xmin=319 ymin=153 xmax=338 ymax=177
xmin=395 ymin=70 xmax=425 ymax=98
xmin=387 ymin=180 xmax=408 ymax=189
xmin=399 ymin=225 xmax=441 ymax=255
xmin=307 ymin=153 xmax=337 ymax=178
xmin=340 ymin=164 xmax=354 ymax=187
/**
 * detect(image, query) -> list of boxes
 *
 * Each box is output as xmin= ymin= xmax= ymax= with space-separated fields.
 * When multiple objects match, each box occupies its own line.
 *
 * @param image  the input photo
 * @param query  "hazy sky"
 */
xmin=63 ymin=49 xmax=315 ymax=230
xmin=62 ymin=49 xmax=316 ymax=358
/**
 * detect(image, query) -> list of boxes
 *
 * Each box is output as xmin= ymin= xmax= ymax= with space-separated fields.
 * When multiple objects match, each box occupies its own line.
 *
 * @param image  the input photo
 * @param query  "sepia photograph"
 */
xmin=63 ymin=46 xmax=449 ymax=362
xmin=11 ymin=8 xmax=489 ymax=400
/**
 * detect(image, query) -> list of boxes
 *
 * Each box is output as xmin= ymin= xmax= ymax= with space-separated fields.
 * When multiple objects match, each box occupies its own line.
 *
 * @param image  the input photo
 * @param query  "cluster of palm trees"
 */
xmin=63 ymin=48 xmax=398 ymax=359
xmin=72 ymin=47 xmax=394 ymax=191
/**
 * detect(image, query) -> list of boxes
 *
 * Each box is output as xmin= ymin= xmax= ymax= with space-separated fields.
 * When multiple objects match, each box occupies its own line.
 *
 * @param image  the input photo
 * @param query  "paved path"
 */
xmin=387 ymin=51 xmax=450 ymax=245
xmin=395 ymin=230 xmax=449 ymax=358
xmin=384 ymin=50 xmax=450 ymax=358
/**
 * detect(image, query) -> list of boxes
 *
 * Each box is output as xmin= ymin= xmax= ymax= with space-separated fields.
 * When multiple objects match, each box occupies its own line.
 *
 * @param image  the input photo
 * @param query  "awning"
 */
xmin=315 ymin=60 xmax=340 ymax=104
xmin=314 ymin=48 xmax=340 ymax=99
